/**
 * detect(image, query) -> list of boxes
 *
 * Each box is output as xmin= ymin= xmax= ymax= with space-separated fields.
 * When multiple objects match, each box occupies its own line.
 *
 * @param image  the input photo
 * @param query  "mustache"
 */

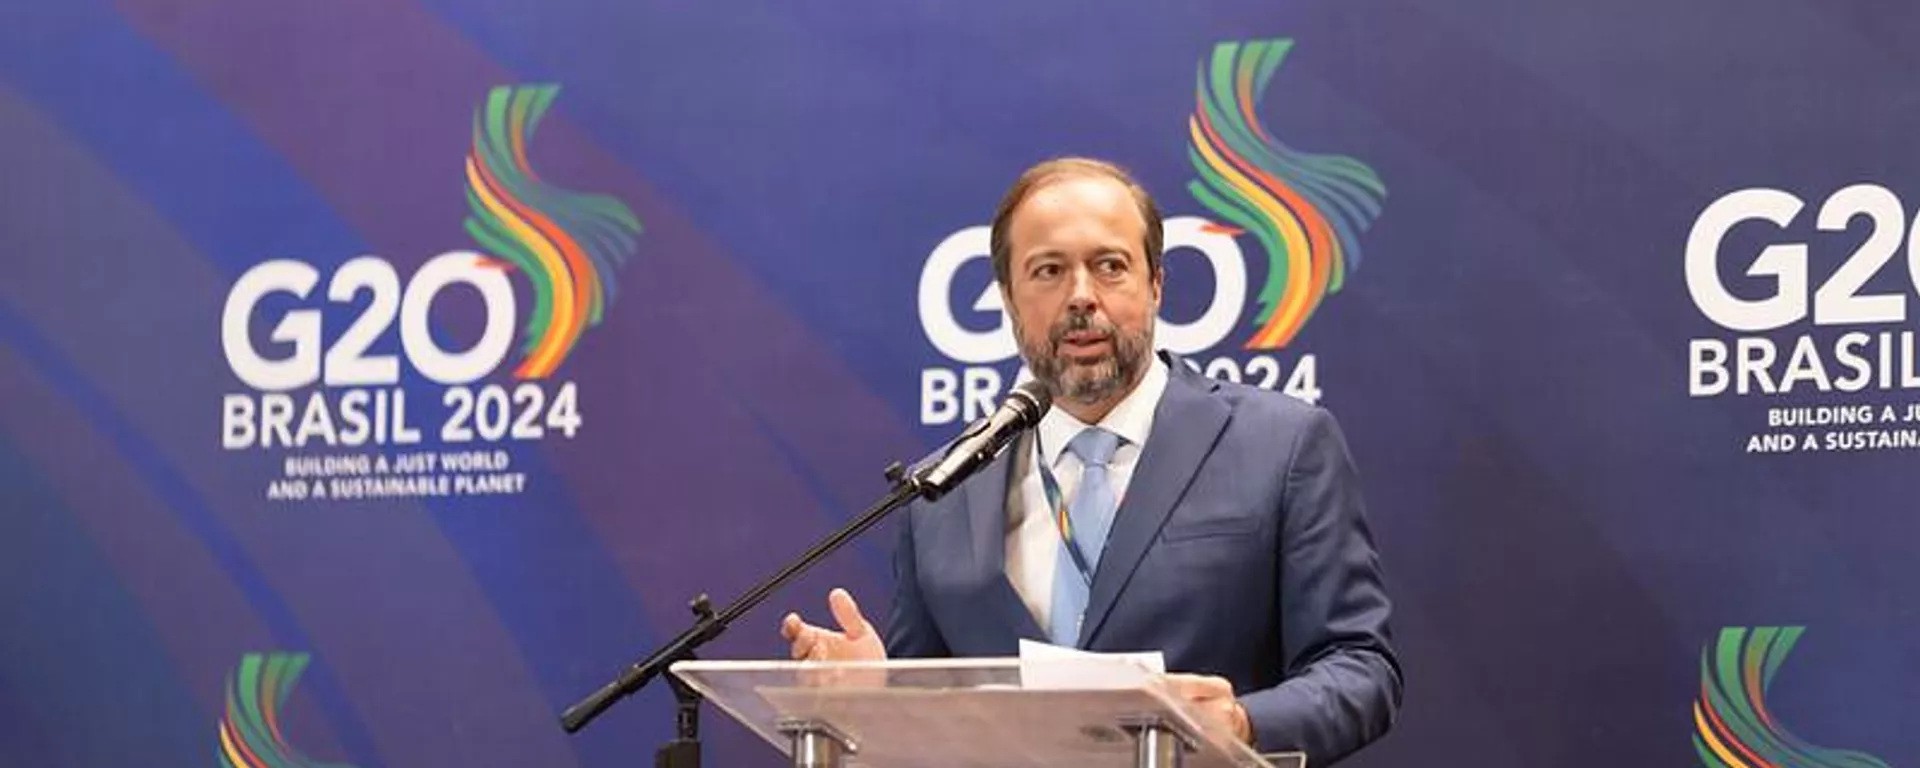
xmin=1047 ymin=312 xmax=1115 ymax=347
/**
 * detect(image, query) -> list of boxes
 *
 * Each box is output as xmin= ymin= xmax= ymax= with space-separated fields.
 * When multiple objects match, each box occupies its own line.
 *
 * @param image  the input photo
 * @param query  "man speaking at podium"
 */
xmin=782 ymin=158 xmax=1401 ymax=764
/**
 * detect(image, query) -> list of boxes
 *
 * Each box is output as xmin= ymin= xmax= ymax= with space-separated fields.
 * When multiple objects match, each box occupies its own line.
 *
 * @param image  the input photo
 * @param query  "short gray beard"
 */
xmin=1017 ymin=310 xmax=1153 ymax=407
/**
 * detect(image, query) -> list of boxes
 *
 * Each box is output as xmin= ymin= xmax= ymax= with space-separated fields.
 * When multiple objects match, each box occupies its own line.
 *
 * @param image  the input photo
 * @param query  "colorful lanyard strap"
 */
xmin=1036 ymin=436 xmax=1098 ymax=586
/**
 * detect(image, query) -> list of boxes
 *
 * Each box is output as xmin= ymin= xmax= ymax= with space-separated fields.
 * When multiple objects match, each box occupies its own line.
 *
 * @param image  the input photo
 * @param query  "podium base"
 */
xmin=1135 ymin=723 xmax=1186 ymax=767
xmin=1122 ymin=717 xmax=1192 ymax=768
xmin=653 ymin=739 xmax=700 ymax=768
xmin=780 ymin=720 xmax=854 ymax=768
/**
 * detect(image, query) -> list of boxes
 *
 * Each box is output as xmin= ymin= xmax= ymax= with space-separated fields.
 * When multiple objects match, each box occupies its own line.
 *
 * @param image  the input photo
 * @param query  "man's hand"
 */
xmin=780 ymin=588 xmax=886 ymax=662
xmin=1163 ymin=673 xmax=1253 ymax=746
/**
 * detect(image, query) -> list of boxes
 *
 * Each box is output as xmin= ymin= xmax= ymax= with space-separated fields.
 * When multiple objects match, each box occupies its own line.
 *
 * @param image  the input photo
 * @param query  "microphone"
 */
xmin=914 ymin=379 xmax=1052 ymax=499
xmin=558 ymin=381 xmax=1048 ymax=743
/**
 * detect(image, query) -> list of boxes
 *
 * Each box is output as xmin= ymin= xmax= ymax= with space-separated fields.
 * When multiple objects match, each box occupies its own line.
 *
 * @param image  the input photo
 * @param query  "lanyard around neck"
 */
xmin=1036 ymin=435 xmax=1103 ymax=586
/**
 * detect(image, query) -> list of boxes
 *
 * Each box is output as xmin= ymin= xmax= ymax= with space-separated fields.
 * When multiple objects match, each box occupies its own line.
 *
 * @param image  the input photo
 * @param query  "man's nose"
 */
xmin=1066 ymin=265 xmax=1098 ymax=312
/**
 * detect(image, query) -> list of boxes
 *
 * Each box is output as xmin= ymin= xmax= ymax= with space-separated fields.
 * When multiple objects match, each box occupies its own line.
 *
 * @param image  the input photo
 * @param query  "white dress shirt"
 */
xmin=1005 ymin=354 xmax=1171 ymax=631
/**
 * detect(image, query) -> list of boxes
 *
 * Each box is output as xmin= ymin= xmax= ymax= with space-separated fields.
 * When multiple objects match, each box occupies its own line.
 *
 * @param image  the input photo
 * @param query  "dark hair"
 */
xmin=988 ymin=157 xmax=1164 ymax=289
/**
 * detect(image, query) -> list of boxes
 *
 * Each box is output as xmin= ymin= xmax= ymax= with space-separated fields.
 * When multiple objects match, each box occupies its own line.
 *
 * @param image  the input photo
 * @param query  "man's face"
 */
xmin=1002 ymin=175 xmax=1162 ymax=407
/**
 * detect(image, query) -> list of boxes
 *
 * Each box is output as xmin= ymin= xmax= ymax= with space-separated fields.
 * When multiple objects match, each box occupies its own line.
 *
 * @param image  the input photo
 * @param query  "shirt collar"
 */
xmin=1036 ymin=352 xmax=1170 ymax=467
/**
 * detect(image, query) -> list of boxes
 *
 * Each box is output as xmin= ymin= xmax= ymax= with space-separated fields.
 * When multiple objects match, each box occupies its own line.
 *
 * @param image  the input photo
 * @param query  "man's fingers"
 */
xmin=784 ymin=613 xmax=827 ymax=660
xmin=827 ymin=588 xmax=871 ymax=640
xmin=1155 ymin=674 xmax=1248 ymax=743
xmin=782 ymin=590 xmax=880 ymax=664
xmin=788 ymin=627 xmax=817 ymax=660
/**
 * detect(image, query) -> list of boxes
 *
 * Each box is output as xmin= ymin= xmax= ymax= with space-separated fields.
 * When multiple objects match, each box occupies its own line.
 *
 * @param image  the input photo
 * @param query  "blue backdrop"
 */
xmin=2 ymin=0 xmax=1915 ymax=766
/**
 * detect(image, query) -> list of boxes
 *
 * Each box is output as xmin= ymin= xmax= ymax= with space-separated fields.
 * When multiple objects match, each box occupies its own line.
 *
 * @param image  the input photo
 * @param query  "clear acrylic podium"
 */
xmin=671 ymin=657 xmax=1306 ymax=768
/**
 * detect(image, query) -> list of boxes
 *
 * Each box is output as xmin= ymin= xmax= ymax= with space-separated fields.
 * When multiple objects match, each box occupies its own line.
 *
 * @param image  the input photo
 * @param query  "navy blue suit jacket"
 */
xmin=885 ymin=353 xmax=1401 ymax=764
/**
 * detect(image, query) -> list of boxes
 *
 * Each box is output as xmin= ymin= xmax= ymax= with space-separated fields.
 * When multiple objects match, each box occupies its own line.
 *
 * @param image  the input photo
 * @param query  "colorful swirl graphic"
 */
xmin=216 ymin=653 xmax=355 ymax=768
xmin=1187 ymin=39 xmax=1385 ymax=350
xmin=1693 ymin=627 xmax=1890 ymax=768
xmin=464 ymin=84 xmax=643 ymax=379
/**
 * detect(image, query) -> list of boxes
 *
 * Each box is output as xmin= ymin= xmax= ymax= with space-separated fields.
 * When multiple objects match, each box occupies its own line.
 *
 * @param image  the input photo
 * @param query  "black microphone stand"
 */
xmin=559 ymin=461 xmax=930 ymax=767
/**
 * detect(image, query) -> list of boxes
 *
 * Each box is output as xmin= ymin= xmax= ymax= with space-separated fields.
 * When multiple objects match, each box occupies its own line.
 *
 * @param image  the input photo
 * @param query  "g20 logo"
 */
xmin=920 ymin=218 xmax=1251 ymax=362
xmin=1685 ymin=184 xmax=1920 ymax=396
xmin=218 ymin=82 xmax=640 ymax=449
xmin=1688 ymin=185 xmax=1920 ymax=332
xmin=915 ymin=217 xmax=1320 ymax=425
xmin=910 ymin=38 xmax=1390 ymax=425
xmin=219 ymin=253 xmax=581 ymax=450
xmin=223 ymin=253 xmax=515 ymax=390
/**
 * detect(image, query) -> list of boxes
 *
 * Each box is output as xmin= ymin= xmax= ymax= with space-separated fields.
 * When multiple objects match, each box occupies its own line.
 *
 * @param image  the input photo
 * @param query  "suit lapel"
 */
xmin=961 ymin=441 xmax=1047 ymax=644
xmin=1079 ymin=359 xmax=1230 ymax=646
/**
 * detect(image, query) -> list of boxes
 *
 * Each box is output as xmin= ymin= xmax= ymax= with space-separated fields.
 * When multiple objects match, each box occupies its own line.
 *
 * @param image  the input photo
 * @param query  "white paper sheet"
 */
xmin=1017 ymin=639 xmax=1166 ymax=690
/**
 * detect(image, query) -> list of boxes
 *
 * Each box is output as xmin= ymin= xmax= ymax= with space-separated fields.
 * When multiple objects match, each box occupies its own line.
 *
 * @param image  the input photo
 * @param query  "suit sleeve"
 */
xmin=1238 ymin=407 xmax=1403 ymax=764
xmin=883 ymin=506 xmax=951 ymax=659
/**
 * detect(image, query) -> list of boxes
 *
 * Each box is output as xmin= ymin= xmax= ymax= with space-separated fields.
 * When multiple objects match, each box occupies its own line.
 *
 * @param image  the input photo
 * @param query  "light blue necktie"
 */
xmin=1048 ymin=427 xmax=1123 ymax=647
